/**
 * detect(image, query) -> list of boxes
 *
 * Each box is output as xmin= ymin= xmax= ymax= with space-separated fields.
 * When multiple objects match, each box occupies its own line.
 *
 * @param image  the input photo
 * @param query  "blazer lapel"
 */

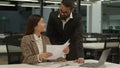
xmin=57 ymin=18 xmax=63 ymax=31
xmin=30 ymin=35 xmax=39 ymax=54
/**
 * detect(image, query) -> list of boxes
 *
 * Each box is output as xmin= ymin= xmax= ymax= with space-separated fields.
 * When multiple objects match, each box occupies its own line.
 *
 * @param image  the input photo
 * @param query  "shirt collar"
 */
xmin=34 ymin=34 xmax=42 ymax=41
xmin=70 ymin=13 xmax=73 ymax=19
xmin=58 ymin=13 xmax=73 ymax=19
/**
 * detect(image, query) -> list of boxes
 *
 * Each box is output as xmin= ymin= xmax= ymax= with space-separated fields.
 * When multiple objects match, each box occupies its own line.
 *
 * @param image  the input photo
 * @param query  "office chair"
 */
xmin=83 ymin=33 xmax=105 ymax=60
xmin=119 ymin=45 xmax=120 ymax=64
xmin=104 ymin=36 xmax=120 ymax=64
xmin=0 ymin=38 xmax=4 ymax=45
xmin=4 ymin=34 xmax=23 ymax=64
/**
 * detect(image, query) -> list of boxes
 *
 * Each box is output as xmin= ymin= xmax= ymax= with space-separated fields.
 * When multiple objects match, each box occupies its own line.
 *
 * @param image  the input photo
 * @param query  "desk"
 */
xmin=0 ymin=60 xmax=120 ymax=68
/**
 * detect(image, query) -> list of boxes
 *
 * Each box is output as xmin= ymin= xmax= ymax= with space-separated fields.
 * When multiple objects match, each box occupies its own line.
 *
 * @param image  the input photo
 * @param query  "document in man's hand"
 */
xmin=45 ymin=40 xmax=70 ymax=60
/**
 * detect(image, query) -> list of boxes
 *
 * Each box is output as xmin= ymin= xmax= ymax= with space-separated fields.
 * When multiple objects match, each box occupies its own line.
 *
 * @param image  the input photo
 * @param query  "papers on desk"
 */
xmin=36 ymin=61 xmax=81 ymax=68
xmin=45 ymin=40 xmax=70 ymax=60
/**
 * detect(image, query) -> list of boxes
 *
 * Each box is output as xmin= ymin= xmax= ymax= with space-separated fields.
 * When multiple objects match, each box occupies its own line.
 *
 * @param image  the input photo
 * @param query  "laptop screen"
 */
xmin=99 ymin=49 xmax=111 ymax=64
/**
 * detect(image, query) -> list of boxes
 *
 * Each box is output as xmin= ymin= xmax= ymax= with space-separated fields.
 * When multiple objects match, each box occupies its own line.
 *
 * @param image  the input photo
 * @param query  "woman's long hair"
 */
xmin=25 ymin=15 xmax=42 ymax=35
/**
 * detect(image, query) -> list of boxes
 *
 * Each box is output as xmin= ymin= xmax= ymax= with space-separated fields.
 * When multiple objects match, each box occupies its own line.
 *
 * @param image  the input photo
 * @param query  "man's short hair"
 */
xmin=61 ymin=0 xmax=75 ymax=8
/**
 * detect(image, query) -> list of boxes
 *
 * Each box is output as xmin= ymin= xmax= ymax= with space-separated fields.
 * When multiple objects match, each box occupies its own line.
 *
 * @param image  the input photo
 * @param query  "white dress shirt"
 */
xmin=34 ymin=34 xmax=43 ymax=62
xmin=34 ymin=34 xmax=43 ymax=53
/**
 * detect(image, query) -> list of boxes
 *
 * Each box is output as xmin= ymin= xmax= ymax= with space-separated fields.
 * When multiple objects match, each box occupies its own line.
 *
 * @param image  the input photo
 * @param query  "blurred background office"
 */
xmin=0 ymin=0 xmax=120 ymax=65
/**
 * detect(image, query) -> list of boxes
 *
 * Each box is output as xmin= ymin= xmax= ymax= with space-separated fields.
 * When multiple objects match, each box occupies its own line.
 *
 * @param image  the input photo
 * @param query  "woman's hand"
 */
xmin=39 ymin=52 xmax=52 ymax=59
xmin=63 ymin=47 xmax=69 ymax=55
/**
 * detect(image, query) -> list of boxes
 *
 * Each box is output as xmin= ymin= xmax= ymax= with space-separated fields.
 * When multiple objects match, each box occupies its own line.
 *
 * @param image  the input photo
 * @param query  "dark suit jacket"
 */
xmin=47 ymin=11 xmax=84 ymax=60
xmin=21 ymin=34 xmax=51 ymax=64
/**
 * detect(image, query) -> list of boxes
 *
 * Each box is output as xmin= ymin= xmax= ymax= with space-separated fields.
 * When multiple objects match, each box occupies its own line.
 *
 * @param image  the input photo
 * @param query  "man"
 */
xmin=47 ymin=0 xmax=84 ymax=63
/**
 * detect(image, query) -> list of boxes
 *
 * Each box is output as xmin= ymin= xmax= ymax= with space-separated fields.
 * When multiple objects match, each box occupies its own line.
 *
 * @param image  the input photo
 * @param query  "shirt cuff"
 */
xmin=37 ymin=54 xmax=42 ymax=63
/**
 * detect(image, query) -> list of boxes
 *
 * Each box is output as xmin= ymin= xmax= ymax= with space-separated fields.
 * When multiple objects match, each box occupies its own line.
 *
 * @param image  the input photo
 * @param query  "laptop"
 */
xmin=80 ymin=49 xmax=111 ymax=67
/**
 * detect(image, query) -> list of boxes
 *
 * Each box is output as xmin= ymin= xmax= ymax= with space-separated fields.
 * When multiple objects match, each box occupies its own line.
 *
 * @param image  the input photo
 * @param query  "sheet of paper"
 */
xmin=45 ymin=40 xmax=70 ymax=60
xmin=35 ymin=62 xmax=62 ymax=68
xmin=36 ymin=61 xmax=81 ymax=68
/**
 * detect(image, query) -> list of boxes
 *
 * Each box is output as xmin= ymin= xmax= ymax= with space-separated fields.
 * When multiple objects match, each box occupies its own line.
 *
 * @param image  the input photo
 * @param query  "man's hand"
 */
xmin=74 ymin=58 xmax=84 ymax=64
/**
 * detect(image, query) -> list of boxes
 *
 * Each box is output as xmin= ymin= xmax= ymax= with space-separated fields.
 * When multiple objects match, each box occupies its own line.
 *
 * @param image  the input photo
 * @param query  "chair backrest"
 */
xmin=4 ymin=34 xmax=23 ymax=64
xmin=5 ymin=34 xmax=23 ymax=46
xmin=104 ymin=36 xmax=120 ymax=63
xmin=0 ymin=38 xmax=4 ymax=45
xmin=83 ymin=33 xmax=105 ymax=42
xmin=104 ymin=38 xmax=120 ymax=49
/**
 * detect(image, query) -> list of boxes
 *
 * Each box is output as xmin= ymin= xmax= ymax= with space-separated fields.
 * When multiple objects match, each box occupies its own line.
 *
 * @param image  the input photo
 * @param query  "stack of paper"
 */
xmin=45 ymin=40 xmax=70 ymax=60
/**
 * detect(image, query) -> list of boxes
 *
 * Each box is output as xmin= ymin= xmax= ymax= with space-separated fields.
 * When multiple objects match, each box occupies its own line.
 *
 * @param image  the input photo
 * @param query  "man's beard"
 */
xmin=60 ymin=14 xmax=70 ymax=20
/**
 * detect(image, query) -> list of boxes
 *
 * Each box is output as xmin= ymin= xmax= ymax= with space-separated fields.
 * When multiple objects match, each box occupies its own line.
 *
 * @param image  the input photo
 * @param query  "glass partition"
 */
xmin=102 ymin=1 xmax=120 ymax=33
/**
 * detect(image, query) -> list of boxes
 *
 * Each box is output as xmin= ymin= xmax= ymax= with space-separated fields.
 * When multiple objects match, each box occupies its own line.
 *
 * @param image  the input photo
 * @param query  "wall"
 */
xmin=87 ymin=1 xmax=102 ymax=33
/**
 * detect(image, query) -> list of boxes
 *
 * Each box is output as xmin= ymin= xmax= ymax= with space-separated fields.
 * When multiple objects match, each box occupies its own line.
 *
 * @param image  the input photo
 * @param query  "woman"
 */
xmin=21 ymin=15 xmax=69 ymax=64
